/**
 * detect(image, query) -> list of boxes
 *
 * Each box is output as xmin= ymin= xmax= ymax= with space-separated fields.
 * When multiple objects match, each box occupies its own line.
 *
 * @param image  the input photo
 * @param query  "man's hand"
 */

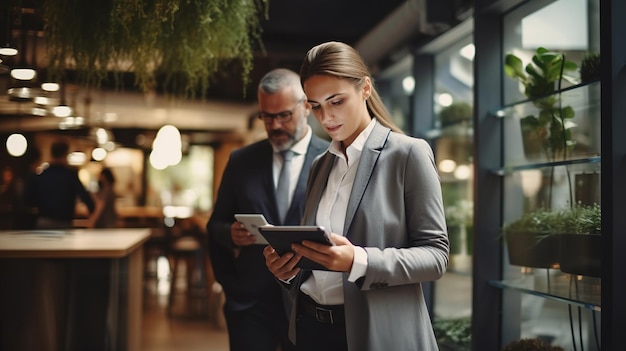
xmin=230 ymin=221 xmax=258 ymax=246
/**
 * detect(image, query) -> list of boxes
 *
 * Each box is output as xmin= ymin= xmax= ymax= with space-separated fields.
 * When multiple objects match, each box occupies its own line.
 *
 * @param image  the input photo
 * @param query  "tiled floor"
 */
xmin=141 ymin=256 xmax=229 ymax=351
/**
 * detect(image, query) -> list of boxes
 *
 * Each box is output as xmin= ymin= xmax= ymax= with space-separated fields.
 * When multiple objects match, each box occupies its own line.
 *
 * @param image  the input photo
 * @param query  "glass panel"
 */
xmin=432 ymin=35 xmax=474 ymax=351
xmin=146 ymin=145 xmax=214 ymax=213
xmin=500 ymin=1 xmax=601 ymax=349
xmin=498 ymin=82 xmax=601 ymax=167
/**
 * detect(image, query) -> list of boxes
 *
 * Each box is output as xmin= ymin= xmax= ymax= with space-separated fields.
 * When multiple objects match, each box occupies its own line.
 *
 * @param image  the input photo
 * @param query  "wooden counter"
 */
xmin=0 ymin=228 xmax=151 ymax=351
xmin=0 ymin=228 xmax=150 ymax=258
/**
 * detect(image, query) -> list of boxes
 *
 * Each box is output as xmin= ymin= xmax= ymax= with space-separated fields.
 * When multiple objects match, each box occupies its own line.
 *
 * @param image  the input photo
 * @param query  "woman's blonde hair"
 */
xmin=300 ymin=41 xmax=404 ymax=134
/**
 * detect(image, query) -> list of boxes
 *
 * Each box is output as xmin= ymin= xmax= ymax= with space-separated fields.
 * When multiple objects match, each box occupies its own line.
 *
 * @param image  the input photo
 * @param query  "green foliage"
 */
xmin=433 ymin=318 xmax=471 ymax=349
xmin=503 ymin=203 xmax=601 ymax=236
xmin=42 ymin=0 xmax=268 ymax=97
xmin=439 ymin=102 xmax=472 ymax=127
xmin=445 ymin=199 xmax=473 ymax=227
xmin=504 ymin=47 xmax=580 ymax=161
xmin=502 ymin=338 xmax=565 ymax=351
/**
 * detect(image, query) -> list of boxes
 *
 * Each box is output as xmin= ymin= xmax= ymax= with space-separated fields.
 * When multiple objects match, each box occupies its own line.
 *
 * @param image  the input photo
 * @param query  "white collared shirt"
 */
xmin=272 ymin=125 xmax=313 ymax=209
xmin=299 ymin=119 xmax=375 ymax=305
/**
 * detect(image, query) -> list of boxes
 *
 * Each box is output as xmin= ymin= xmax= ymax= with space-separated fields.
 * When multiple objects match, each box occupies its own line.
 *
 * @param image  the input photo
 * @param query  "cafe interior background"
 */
xmin=1 ymin=0 xmax=624 ymax=350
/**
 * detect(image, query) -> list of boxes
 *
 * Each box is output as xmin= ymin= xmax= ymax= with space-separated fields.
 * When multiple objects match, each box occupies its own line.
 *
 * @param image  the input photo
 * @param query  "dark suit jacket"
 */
xmin=207 ymin=134 xmax=328 ymax=308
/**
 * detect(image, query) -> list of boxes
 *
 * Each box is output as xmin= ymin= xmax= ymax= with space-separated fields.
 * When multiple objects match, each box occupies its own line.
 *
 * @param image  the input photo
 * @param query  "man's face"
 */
xmin=257 ymin=88 xmax=308 ymax=151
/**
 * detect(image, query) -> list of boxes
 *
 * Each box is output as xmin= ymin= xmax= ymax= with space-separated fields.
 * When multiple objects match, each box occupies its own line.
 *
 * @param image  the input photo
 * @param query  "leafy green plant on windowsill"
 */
xmin=502 ymin=203 xmax=601 ymax=273
xmin=433 ymin=318 xmax=471 ymax=351
xmin=504 ymin=47 xmax=579 ymax=162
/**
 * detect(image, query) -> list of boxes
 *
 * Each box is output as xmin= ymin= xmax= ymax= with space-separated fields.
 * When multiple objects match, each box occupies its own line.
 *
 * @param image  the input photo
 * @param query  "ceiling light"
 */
xmin=7 ymin=87 xmax=35 ymax=102
xmin=92 ymin=147 xmax=107 ymax=161
xmin=6 ymin=134 xmax=28 ymax=157
xmin=41 ymin=82 xmax=60 ymax=92
xmin=0 ymin=46 xmax=17 ymax=56
xmin=52 ymin=105 xmax=73 ymax=117
xmin=10 ymin=68 xmax=37 ymax=80
xmin=402 ymin=76 xmax=415 ymax=95
xmin=459 ymin=44 xmax=475 ymax=61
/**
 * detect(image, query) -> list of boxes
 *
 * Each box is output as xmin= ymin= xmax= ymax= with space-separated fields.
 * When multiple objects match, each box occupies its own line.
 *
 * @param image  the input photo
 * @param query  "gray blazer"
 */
xmin=289 ymin=120 xmax=449 ymax=350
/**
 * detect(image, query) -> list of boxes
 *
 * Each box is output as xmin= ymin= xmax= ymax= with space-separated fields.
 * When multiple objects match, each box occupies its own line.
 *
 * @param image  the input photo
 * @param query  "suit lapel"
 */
xmin=302 ymin=151 xmax=334 ymax=225
xmin=343 ymin=122 xmax=391 ymax=236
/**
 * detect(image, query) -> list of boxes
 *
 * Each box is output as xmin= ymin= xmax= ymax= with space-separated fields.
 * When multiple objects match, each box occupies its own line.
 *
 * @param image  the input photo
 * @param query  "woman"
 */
xmin=263 ymin=41 xmax=449 ymax=351
xmin=89 ymin=167 xmax=119 ymax=228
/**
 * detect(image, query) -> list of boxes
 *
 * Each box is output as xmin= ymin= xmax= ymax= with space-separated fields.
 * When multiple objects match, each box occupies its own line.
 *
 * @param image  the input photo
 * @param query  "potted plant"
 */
xmin=504 ymin=47 xmax=579 ymax=162
xmin=502 ymin=203 xmax=601 ymax=275
xmin=580 ymin=51 xmax=601 ymax=84
xmin=502 ymin=207 xmax=562 ymax=269
xmin=502 ymin=338 xmax=565 ymax=351
xmin=433 ymin=317 xmax=471 ymax=351
xmin=557 ymin=203 xmax=601 ymax=277
xmin=439 ymin=102 xmax=472 ymax=128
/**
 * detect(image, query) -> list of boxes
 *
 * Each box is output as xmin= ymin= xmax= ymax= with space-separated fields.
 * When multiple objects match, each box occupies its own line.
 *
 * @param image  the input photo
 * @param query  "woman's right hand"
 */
xmin=263 ymin=245 xmax=302 ymax=280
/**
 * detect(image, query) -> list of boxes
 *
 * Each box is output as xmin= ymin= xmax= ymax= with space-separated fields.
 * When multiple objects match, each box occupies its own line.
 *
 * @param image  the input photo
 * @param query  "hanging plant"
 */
xmin=42 ymin=0 xmax=268 ymax=97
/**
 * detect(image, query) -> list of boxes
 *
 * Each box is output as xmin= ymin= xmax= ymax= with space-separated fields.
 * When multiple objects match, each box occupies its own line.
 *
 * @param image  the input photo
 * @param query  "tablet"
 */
xmin=234 ymin=214 xmax=271 ymax=245
xmin=258 ymin=225 xmax=334 ymax=270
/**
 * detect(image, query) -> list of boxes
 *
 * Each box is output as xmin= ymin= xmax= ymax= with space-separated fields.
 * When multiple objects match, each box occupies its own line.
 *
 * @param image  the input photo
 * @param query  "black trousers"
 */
xmin=294 ymin=295 xmax=347 ymax=351
xmin=223 ymin=299 xmax=294 ymax=351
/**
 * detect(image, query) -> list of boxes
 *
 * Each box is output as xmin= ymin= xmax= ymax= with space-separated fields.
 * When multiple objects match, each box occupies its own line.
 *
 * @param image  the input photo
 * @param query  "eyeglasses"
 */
xmin=257 ymin=99 xmax=304 ymax=124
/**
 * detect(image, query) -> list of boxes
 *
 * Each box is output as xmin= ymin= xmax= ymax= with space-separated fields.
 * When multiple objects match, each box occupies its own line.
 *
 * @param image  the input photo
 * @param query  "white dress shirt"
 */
xmin=299 ymin=119 xmax=374 ymax=305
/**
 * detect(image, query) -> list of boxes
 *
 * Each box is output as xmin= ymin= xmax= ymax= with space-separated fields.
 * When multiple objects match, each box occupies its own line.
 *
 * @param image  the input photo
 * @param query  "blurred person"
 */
xmin=26 ymin=140 xmax=96 ymax=229
xmin=88 ymin=167 xmax=119 ymax=228
xmin=263 ymin=41 xmax=449 ymax=350
xmin=207 ymin=68 xmax=329 ymax=351
xmin=0 ymin=166 xmax=19 ymax=229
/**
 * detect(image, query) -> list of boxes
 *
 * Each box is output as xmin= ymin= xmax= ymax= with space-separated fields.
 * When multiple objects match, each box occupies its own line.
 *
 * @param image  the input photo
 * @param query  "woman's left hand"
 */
xmin=292 ymin=233 xmax=355 ymax=272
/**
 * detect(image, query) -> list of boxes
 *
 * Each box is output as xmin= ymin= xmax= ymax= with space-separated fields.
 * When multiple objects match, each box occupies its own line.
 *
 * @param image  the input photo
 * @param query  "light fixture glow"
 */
xmin=92 ymin=147 xmax=107 ymax=161
xmin=34 ymin=96 xmax=49 ymax=105
xmin=438 ymin=159 xmax=457 ymax=173
xmin=454 ymin=164 xmax=471 ymax=180
xmin=10 ymin=68 xmax=36 ymax=80
xmin=41 ymin=82 xmax=60 ymax=92
xmin=52 ymin=105 xmax=72 ymax=117
xmin=68 ymin=152 xmax=87 ymax=166
xmin=0 ymin=47 xmax=17 ymax=56
xmin=437 ymin=93 xmax=454 ymax=107
xmin=150 ymin=124 xmax=183 ymax=169
xmin=402 ymin=76 xmax=415 ymax=95
xmin=459 ymin=44 xmax=475 ymax=61
xmin=6 ymin=134 xmax=27 ymax=157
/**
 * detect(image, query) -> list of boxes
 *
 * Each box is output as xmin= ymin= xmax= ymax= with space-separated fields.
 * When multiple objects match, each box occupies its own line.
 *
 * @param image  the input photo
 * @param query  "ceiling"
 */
xmin=0 ymin=0 xmax=471 ymax=143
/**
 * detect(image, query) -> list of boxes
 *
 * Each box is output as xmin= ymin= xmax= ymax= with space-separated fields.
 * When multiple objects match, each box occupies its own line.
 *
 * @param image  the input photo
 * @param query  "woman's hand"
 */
xmin=263 ymin=245 xmax=302 ymax=280
xmin=292 ymin=233 xmax=355 ymax=272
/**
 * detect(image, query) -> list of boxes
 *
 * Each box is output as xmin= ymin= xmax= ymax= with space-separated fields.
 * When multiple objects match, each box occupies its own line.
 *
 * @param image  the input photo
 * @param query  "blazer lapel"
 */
xmin=302 ymin=152 xmax=334 ymax=225
xmin=343 ymin=122 xmax=391 ymax=236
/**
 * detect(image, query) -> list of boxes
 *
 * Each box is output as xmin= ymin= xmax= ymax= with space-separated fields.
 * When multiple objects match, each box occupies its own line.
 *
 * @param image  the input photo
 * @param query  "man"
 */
xmin=207 ymin=68 xmax=329 ymax=351
xmin=27 ymin=140 xmax=95 ymax=229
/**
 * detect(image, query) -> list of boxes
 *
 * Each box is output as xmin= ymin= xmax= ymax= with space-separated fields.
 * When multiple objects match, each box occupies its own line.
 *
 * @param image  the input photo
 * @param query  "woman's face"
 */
xmin=303 ymin=74 xmax=371 ymax=147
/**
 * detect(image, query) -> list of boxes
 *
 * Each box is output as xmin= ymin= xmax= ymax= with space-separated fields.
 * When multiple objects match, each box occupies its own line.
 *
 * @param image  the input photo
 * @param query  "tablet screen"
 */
xmin=234 ymin=214 xmax=271 ymax=245
xmin=258 ymin=225 xmax=333 ymax=270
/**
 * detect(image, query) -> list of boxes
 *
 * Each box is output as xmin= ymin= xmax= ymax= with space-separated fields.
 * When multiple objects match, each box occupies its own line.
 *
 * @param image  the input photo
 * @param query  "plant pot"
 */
xmin=505 ymin=231 xmax=561 ymax=268
xmin=559 ymin=233 xmax=601 ymax=277
xmin=520 ymin=119 xmax=546 ymax=162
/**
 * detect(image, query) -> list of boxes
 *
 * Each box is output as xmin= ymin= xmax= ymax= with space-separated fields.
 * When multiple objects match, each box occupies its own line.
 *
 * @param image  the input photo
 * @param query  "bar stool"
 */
xmin=166 ymin=218 xmax=214 ymax=317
